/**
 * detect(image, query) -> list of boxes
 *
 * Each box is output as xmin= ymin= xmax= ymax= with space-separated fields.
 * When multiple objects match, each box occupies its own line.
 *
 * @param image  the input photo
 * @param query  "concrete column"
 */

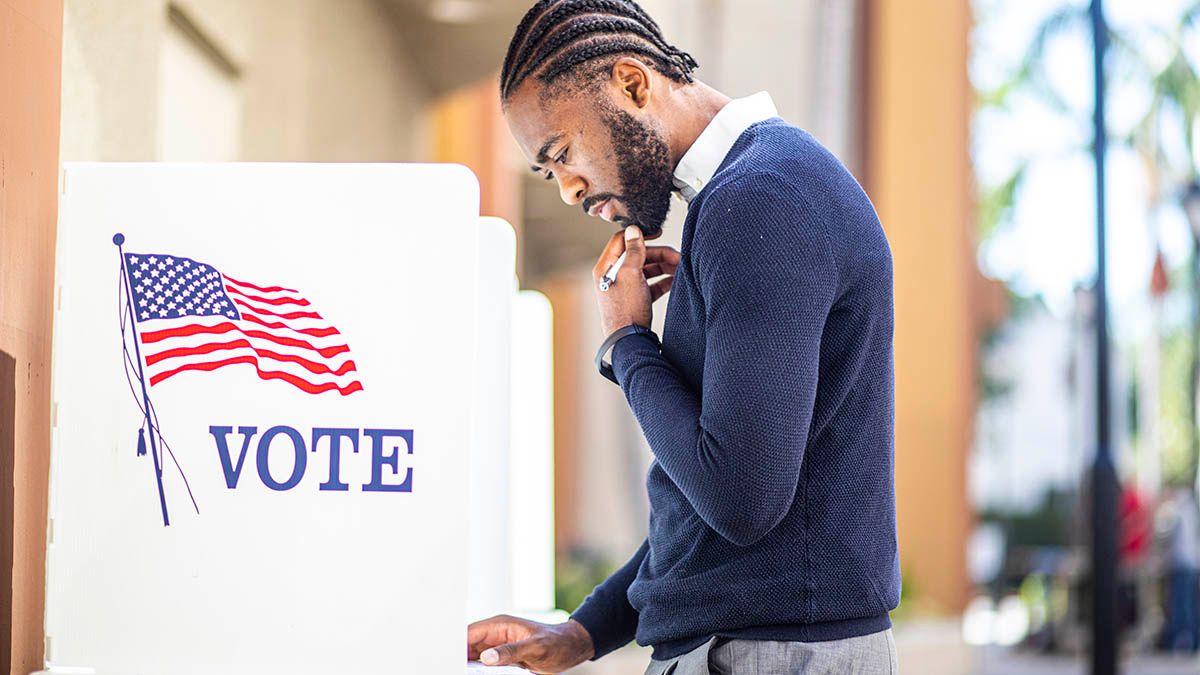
xmin=866 ymin=0 xmax=977 ymax=615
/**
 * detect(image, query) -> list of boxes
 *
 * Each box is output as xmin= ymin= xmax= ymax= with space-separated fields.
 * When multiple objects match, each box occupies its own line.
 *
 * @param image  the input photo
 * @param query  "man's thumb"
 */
xmin=480 ymin=638 xmax=536 ymax=666
xmin=624 ymin=225 xmax=645 ymax=262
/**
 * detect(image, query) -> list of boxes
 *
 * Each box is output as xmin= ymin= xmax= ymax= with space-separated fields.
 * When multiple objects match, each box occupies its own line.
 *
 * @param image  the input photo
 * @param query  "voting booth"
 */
xmin=44 ymin=163 xmax=527 ymax=674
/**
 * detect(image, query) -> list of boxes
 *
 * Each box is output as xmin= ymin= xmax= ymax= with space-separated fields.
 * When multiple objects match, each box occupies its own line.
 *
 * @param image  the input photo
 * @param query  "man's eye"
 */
xmin=556 ymin=149 xmax=568 ymax=164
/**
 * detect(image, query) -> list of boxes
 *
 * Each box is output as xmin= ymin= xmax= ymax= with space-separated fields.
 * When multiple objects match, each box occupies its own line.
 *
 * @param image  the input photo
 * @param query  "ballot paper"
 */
xmin=466 ymin=661 xmax=532 ymax=674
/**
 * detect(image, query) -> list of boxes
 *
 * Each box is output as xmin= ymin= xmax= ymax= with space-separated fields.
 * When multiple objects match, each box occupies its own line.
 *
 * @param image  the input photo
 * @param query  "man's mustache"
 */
xmin=582 ymin=193 xmax=621 ymax=217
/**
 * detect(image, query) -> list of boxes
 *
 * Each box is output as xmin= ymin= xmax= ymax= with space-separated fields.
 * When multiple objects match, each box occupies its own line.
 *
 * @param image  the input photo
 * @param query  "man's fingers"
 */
xmin=649 ymin=276 xmax=674 ymax=302
xmin=481 ymin=638 xmax=542 ymax=666
xmin=643 ymin=261 xmax=679 ymax=278
xmin=467 ymin=615 xmax=527 ymax=660
xmin=644 ymin=246 xmax=681 ymax=265
xmin=592 ymin=230 xmax=628 ymax=279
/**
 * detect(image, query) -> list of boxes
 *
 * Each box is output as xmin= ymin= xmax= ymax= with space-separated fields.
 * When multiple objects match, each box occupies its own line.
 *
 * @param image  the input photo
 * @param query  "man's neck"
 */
xmin=663 ymin=81 xmax=731 ymax=170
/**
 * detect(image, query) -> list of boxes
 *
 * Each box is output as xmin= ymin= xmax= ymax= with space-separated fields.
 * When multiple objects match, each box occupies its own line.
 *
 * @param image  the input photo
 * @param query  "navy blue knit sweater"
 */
xmin=569 ymin=118 xmax=900 ymax=661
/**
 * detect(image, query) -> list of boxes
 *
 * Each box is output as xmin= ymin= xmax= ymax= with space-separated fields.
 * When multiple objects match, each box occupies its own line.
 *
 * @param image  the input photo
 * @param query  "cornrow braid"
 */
xmin=537 ymin=39 xmax=681 ymax=91
xmin=514 ymin=0 xmax=659 ymax=73
xmin=514 ymin=16 xmax=665 ymax=88
xmin=500 ymin=0 xmax=698 ymax=103
xmin=501 ymin=0 xmax=555 ymax=91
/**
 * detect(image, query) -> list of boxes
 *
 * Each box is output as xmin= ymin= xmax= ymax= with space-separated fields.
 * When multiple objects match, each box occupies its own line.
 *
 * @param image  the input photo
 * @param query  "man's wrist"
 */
xmin=560 ymin=618 xmax=596 ymax=661
xmin=595 ymin=324 xmax=660 ymax=385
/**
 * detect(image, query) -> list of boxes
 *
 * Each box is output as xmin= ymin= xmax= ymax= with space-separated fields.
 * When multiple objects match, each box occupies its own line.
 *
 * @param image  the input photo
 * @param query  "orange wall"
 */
xmin=867 ymin=0 xmax=977 ymax=614
xmin=0 ymin=0 xmax=63 ymax=672
xmin=428 ymin=74 xmax=525 ymax=276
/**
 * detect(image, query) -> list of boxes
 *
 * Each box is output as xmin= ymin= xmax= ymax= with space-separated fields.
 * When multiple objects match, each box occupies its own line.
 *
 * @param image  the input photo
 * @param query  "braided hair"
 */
xmin=500 ymin=0 xmax=699 ymax=103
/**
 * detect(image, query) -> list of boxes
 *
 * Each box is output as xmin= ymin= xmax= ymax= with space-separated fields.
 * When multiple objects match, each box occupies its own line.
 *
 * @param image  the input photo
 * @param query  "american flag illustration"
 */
xmin=113 ymin=234 xmax=363 ymax=526
xmin=121 ymin=250 xmax=364 ymax=396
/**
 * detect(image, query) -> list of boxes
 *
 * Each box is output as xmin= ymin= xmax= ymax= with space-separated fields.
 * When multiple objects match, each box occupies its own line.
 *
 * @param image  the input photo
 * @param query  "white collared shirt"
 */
xmin=672 ymin=91 xmax=779 ymax=203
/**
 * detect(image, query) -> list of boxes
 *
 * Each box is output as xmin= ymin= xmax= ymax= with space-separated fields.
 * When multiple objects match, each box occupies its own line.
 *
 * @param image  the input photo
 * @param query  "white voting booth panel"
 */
xmin=468 ymin=217 xmax=515 ymax=622
xmin=47 ymin=163 xmax=480 ymax=674
xmin=508 ymin=291 xmax=556 ymax=615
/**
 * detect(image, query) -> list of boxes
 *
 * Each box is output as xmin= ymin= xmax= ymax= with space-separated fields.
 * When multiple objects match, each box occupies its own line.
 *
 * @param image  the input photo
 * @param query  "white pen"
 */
xmin=599 ymin=251 xmax=628 ymax=292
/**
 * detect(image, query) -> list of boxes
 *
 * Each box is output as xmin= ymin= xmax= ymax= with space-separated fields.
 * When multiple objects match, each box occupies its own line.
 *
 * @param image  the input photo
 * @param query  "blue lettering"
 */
xmin=256 ymin=425 xmax=307 ymax=491
xmin=209 ymin=425 xmax=258 ymax=489
xmin=311 ymin=427 xmax=359 ymax=491
xmin=362 ymin=428 xmax=413 ymax=493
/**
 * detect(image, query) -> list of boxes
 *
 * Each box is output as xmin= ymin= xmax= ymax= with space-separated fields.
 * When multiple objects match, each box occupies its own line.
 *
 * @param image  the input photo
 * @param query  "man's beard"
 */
xmin=597 ymin=104 xmax=674 ymax=238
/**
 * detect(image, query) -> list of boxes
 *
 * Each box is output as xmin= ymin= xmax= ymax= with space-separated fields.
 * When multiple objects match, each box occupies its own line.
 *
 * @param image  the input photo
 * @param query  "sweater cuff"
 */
xmin=610 ymin=331 xmax=662 ymax=386
xmin=569 ymin=600 xmax=632 ymax=660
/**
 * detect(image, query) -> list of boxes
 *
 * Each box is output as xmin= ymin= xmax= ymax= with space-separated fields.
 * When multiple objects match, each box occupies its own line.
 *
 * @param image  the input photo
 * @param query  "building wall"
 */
xmin=866 ymin=0 xmax=978 ymax=614
xmin=1 ymin=2 xmax=63 ymax=673
xmin=60 ymin=0 xmax=430 ymax=163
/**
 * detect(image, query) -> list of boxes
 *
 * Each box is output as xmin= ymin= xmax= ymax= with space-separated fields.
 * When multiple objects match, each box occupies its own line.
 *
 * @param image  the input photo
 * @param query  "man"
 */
xmin=468 ymin=1 xmax=900 ymax=672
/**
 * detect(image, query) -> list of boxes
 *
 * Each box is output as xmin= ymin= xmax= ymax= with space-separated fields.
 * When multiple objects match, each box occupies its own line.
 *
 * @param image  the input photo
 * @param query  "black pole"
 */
xmin=1089 ymin=2 xmax=1118 ymax=673
xmin=114 ymin=233 xmax=171 ymax=527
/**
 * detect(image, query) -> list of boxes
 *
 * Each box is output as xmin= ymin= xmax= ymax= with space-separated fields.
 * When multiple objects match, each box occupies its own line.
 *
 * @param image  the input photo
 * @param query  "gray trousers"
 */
xmin=644 ymin=629 xmax=898 ymax=675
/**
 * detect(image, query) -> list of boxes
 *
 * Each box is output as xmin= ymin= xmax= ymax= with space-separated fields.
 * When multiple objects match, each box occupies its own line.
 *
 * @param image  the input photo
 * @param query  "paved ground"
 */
xmin=564 ymin=621 xmax=1200 ymax=674
xmin=975 ymin=649 xmax=1200 ymax=675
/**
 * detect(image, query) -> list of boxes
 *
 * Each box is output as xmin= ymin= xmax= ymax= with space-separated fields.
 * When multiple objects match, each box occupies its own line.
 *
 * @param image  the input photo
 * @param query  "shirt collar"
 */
xmin=672 ymin=91 xmax=779 ymax=203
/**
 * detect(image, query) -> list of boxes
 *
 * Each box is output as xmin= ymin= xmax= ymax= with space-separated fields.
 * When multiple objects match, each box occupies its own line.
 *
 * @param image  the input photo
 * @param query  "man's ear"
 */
xmin=611 ymin=57 xmax=652 ymax=108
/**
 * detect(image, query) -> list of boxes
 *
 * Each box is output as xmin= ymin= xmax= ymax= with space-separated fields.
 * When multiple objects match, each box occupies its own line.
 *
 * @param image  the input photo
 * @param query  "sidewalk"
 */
xmin=563 ymin=620 xmax=1200 ymax=674
xmin=976 ymin=648 xmax=1200 ymax=675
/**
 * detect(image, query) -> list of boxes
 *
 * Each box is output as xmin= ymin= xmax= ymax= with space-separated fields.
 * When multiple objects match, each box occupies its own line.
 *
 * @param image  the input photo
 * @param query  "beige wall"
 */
xmin=61 ymin=0 xmax=431 ymax=163
xmin=1 ymin=2 xmax=63 ymax=673
xmin=1 ymin=2 xmax=432 ymax=668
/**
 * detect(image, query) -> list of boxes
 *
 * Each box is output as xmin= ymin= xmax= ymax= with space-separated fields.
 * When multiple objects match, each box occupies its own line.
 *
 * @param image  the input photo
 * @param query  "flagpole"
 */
xmin=114 ymin=233 xmax=170 ymax=527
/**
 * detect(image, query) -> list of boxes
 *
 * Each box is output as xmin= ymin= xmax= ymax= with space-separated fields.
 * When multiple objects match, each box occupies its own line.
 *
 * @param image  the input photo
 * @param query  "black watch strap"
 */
xmin=595 ymin=324 xmax=660 ymax=385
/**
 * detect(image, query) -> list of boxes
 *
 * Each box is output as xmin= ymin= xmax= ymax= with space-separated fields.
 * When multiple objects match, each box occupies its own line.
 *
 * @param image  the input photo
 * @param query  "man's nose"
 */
xmin=557 ymin=172 xmax=586 ymax=207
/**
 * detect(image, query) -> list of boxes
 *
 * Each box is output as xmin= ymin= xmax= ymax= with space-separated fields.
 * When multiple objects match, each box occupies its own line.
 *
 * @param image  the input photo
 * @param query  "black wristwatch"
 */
xmin=595 ymin=324 xmax=661 ymax=385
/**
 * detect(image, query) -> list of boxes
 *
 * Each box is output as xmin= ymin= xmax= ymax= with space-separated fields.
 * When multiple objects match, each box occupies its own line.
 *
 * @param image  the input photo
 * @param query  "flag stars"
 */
xmin=125 ymin=253 xmax=242 ymax=323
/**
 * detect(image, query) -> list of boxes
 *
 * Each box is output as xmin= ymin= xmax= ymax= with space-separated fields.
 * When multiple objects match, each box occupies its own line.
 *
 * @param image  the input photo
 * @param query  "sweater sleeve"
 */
xmin=610 ymin=172 xmax=839 ymax=547
xmin=567 ymin=538 xmax=648 ymax=660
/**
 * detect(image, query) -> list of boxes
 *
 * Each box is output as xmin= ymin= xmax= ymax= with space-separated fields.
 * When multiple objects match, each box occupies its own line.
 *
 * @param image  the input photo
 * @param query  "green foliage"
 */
xmin=889 ymin=564 xmax=918 ymax=623
xmin=978 ymin=163 xmax=1028 ymax=241
xmin=1160 ymin=324 xmax=1197 ymax=485
xmin=554 ymin=548 xmax=616 ymax=613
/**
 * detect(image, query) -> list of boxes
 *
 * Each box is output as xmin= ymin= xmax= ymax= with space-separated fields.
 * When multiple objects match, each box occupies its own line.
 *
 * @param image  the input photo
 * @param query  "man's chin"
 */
xmin=614 ymin=217 xmax=663 ymax=240
xmin=616 ymin=223 xmax=663 ymax=240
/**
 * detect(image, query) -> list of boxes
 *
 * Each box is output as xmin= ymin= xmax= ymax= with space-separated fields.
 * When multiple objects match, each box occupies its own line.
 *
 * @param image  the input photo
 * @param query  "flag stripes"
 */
xmin=123 ymin=251 xmax=363 ymax=396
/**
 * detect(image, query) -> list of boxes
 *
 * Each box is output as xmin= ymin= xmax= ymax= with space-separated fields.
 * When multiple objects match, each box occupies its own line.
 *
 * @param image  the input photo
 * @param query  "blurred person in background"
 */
xmin=467 ymin=1 xmax=899 ymax=673
xmin=1159 ymin=485 xmax=1200 ymax=653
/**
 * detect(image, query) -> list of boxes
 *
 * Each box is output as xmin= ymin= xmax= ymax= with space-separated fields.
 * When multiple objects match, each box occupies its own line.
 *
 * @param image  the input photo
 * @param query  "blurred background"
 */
xmin=5 ymin=0 xmax=1200 ymax=673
